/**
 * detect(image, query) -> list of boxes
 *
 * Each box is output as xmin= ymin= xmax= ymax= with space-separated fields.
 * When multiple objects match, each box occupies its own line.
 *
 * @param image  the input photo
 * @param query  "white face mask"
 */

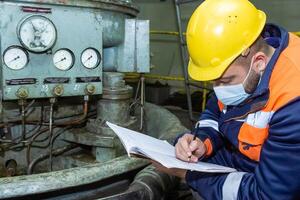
xmin=213 ymin=82 xmax=250 ymax=106
xmin=213 ymin=60 xmax=260 ymax=106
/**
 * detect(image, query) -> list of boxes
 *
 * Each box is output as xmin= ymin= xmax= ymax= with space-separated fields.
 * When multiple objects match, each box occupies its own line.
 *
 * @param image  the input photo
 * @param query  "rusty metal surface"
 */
xmin=0 ymin=156 xmax=149 ymax=199
xmin=0 ymin=103 xmax=188 ymax=199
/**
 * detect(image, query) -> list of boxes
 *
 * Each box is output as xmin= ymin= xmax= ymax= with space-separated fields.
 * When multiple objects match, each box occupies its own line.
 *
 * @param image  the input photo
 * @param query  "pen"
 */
xmin=188 ymin=127 xmax=198 ymax=162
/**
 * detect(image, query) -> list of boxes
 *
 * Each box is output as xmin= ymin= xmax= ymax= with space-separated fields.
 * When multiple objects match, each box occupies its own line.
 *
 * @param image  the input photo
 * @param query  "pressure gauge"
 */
xmin=3 ymin=46 xmax=29 ymax=70
xmin=18 ymin=15 xmax=57 ymax=53
xmin=81 ymin=48 xmax=101 ymax=69
xmin=53 ymin=49 xmax=75 ymax=71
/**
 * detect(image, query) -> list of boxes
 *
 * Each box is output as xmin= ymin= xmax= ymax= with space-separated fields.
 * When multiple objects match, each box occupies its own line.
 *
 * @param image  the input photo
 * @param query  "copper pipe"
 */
xmin=55 ymin=96 xmax=89 ymax=126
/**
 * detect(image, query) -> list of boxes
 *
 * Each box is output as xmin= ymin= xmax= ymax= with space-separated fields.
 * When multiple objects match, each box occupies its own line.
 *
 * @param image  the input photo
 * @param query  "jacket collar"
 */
xmin=251 ymin=23 xmax=289 ymax=99
xmin=221 ymin=24 xmax=290 ymax=122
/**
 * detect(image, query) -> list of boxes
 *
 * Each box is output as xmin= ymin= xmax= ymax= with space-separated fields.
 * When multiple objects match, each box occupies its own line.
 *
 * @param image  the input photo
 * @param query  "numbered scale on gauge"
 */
xmin=53 ymin=49 xmax=75 ymax=71
xmin=18 ymin=15 xmax=57 ymax=53
xmin=3 ymin=46 xmax=29 ymax=70
xmin=81 ymin=48 xmax=101 ymax=69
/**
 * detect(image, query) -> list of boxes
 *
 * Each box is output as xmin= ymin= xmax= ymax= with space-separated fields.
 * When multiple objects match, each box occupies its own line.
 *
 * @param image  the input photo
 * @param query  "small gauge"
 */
xmin=53 ymin=49 xmax=75 ymax=71
xmin=3 ymin=46 xmax=29 ymax=70
xmin=18 ymin=15 xmax=57 ymax=53
xmin=81 ymin=48 xmax=101 ymax=69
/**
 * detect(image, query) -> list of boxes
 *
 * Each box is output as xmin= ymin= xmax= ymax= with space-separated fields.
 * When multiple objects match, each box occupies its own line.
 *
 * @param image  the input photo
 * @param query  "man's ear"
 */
xmin=252 ymin=52 xmax=268 ymax=72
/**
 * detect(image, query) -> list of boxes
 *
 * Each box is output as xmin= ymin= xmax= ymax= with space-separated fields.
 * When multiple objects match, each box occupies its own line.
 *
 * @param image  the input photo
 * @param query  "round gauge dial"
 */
xmin=3 ymin=46 xmax=29 ymax=70
xmin=81 ymin=48 xmax=101 ymax=69
xmin=18 ymin=15 xmax=57 ymax=53
xmin=53 ymin=49 xmax=75 ymax=71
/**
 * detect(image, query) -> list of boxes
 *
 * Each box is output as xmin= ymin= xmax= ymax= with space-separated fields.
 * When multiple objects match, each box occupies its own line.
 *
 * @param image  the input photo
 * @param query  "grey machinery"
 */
xmin=0 ymin=0 xmax=188 ymax=199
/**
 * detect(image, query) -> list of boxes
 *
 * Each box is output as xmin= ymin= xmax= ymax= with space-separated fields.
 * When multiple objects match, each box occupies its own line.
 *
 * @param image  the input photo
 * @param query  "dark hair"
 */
xmin=234 ymin=36 xmax=270 ymax=68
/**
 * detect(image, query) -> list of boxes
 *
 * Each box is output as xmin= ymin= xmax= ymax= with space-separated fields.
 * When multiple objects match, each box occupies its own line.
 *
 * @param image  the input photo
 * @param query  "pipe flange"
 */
xmin=102 ymin=85 xmax=133 ymax=100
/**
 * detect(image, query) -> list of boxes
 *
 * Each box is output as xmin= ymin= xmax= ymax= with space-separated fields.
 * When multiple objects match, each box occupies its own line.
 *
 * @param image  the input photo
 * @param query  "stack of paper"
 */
xmin=107 ymin=122 xmax=236 ymax=173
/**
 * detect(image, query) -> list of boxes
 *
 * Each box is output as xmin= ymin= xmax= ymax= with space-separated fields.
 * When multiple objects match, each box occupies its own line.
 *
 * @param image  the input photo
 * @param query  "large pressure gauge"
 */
xmin=53 ymin=48 xmax=75 ymax=71
xmin=18 ymin=15 xmax=57 ymax=53
xmin=81 ymin=48 xmax=101 ymax=69
xmin=3 ymin=46 xmax=29 ymax=70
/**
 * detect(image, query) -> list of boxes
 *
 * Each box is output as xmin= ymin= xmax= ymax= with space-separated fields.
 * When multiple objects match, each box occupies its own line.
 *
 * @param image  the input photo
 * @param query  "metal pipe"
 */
xmin=125 ymin=73 xmax=212 ymax=90
xmin=0 ymin=103 xmax=188 ymax=199
xmin=19 ymin=99 xmax=27 ymax=141
xmin=174 ymin=1 xmax=195 ymax=121
xmin=150 ymin=30 xmax=185 ymax=36
xmin=48 ymin=98 xmax=56 ymax=171
xmin=202 ymin=82 xmax=208 ymax=112
xmin=293 ymin=32 xmax=300 ymax=37
xmin=26 ymin=128 xmax=50 ymax=167
xmin=140 ymin=75 xmax=145 ymax=131
xmin=54 ymin=95 xmax=89 ymax=126
xmin=27 ymin=144 xmax=78 ymax=175
xmin=0 ymin=156 xmax=149 ymax=199
xmin=175 ymin=0 xmax=199 ymax=5
xmin=128 ymin=165 xmax=179 ymax=200
xmin=152 ymin=31 xmax=300 ymax=38
xmin=100 ymin=148 xmax=182 ymax=199
xmin=4 ymin=0 xmax=139 ymax=16
xmin=104 ymin=103 xmax=189 ymax=200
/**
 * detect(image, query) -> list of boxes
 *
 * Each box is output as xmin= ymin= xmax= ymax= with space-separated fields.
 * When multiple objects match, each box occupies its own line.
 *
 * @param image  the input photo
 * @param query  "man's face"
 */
xmin=213 ymin=52 xmax=266 ymax=94
xmin=213 ymin=61 xmax=250 ymax=86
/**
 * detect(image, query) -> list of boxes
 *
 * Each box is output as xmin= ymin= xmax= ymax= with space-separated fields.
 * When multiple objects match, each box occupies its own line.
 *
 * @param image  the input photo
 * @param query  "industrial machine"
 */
xmin=0 ymin=0 xmax=188 ymax=199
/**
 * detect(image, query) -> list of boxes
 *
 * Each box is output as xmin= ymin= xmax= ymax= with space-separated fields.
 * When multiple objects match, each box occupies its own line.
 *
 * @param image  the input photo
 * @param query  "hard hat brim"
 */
xmin=188 ymin=58 xmax=230 ymax=81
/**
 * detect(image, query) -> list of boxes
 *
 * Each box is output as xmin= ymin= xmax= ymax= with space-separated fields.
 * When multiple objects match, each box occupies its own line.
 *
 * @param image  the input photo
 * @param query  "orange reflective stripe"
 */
xmin=204 ymin=138 xmax=213 ymax=157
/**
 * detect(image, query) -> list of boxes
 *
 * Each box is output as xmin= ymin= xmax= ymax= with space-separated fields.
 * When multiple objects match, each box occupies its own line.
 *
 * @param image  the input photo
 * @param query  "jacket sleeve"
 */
xmin=174 ymin=94 xmax=224 ymax=156
xmin=185 ymin=98 xmax=300 ymax=200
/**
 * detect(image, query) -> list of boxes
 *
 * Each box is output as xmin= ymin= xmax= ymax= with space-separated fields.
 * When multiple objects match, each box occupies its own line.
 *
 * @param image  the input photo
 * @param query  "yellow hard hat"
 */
xmin=187 ymin=0 xmax=266 ymax=81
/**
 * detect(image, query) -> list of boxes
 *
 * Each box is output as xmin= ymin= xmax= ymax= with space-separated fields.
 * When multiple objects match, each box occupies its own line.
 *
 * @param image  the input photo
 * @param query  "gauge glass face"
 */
xmin=81 ymin=48 xmax=101 ymax=69
xmin=18 ymin=15 xmax=57 ymax=53
xmin=3 ymin=46 xmax=29 ymax=70
xmin=53 ymin=49 xmax=75 ymax=71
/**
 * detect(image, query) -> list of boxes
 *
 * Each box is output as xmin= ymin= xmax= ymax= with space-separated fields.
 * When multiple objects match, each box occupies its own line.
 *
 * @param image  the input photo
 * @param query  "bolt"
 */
xmin=53 ymin=85 xmax=64 ymax=97
xmin=16 ymin=87 xmax=29 ymax=99
xmin=85 ymin=84 xmax=96 ymax=95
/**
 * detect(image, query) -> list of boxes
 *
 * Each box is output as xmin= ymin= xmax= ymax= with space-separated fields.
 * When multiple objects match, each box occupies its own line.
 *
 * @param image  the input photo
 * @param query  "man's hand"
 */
xmin=175 ymin=133 xmax=207 ymax=163
xmin=151 ymin=160 xmax=187 ymax=179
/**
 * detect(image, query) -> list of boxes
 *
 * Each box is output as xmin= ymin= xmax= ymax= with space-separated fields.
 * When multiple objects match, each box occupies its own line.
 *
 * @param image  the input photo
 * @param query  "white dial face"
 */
xmin=53 ymin=49 xmax=74 ymax=71
xmin=3 ymin=46 xmax=29 ymax=70
xmin=18 ymin=15 xmax=57 ymax=53
xmin=81 ymin=48 xmax=101 ymax=69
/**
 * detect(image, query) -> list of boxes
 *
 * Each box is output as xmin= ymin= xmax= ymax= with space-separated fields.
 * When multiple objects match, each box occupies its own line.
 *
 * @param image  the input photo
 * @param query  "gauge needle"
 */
xmin=8 ymin=56 xmax=20 ymax=63
xmin=31 ymin=21 xmax=38 ymax=32
xmin=84 ymin=55 xmax=93 ymax=64
xmin=55 ymin=57 xmax=66 ymax=64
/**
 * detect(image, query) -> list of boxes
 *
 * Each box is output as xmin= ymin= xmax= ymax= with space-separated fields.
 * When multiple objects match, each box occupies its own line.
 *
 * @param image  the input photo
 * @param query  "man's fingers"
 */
xmin=175 ymin=133 xmax=206 ymax=162
xmin=178 ymin=137 xmax=192 ymax=157
xmin=190 ymin=155 xmax=199 ymax=163
xmin=189 ymin=140 xmax=201 ymax=152
xmin=176 ymin=142 xmax=190 ymax=162
xmin=175 ymin=135 xmax=194 ymax=162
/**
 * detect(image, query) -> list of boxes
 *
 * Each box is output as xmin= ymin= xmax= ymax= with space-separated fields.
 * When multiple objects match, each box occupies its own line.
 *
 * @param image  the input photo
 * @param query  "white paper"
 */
xmin=107 ymin=122 xmax=236 ymax=173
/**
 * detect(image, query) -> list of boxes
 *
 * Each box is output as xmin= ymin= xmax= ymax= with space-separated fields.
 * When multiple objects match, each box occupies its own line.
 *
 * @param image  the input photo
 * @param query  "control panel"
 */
xmin=0 ymin=4 xmax=103 ymax=100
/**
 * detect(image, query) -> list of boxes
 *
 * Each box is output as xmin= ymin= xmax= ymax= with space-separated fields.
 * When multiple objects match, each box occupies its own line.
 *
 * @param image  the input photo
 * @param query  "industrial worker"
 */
xmin=152 ymin=0 xmax=300 ymax=199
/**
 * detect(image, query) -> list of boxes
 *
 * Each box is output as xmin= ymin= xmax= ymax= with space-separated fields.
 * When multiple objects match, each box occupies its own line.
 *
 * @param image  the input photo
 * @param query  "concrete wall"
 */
xmin=133 ymin=0 xmax=300 ymax=92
